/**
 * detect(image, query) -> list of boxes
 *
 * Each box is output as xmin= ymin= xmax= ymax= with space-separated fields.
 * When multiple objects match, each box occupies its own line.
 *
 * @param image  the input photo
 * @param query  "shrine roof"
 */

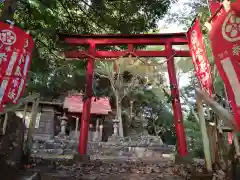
xmin=63 ymin=94 xmax=111 ymax=115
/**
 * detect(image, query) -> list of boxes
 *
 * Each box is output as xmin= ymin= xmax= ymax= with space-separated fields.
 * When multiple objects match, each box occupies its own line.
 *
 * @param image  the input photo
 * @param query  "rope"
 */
xmin=75 ymin=48 xmax=184 ymax=67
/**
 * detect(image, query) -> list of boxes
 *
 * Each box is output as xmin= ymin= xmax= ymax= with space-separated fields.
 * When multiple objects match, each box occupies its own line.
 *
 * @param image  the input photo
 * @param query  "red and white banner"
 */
xmin=209 ymin=7 xmax=240 ymax=130
xmin=4 ymin=36 xmax=34 ymax=104
xmin=187 ymin=18 xmax=213 ymax=96
xmin=0 ymin=21 xmax=34 ymax=109
xmin=209 ymin=0 xmax=222 ymax=15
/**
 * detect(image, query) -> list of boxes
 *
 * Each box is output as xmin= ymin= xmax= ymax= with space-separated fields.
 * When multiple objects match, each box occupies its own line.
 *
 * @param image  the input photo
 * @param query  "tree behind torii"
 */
xmin=96 ymin=56 xmax=164 ymax=137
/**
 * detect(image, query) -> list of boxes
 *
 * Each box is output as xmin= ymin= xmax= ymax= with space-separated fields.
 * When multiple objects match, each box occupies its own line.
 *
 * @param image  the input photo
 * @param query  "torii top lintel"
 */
xmin=57 ymin=33 xmax=190 ymax=58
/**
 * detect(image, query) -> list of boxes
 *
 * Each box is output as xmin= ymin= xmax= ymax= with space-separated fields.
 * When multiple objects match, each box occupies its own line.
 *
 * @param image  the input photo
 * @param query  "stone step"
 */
xmin=40 ymin=173 xmax=75 ymax=180
xmin=31 ymin=153 xmax=74 ymax=160
xmin=31 ymin=149 xmax=71 ymax=156
xmin=19 ymin=172 xmax=40 ymax=180
xmin=88 ymin=145 xmax=174 ymax=156
xmin=33 ymin=141 xmax=77 ymax=150
xmin=32 ymin=144 xmax=174 ymax=161
xmin=90 ymin=154 xmax=175 ymax=162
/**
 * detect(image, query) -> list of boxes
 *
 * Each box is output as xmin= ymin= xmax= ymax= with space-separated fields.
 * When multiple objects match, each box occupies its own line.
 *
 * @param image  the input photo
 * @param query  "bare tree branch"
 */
xmin=95 ymin=71 xmax=109 ymax=79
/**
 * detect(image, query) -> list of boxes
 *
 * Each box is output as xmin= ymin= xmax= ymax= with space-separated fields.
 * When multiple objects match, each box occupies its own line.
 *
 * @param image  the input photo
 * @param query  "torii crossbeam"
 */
xmin=58 ymin=33 xmax=191 ymax=157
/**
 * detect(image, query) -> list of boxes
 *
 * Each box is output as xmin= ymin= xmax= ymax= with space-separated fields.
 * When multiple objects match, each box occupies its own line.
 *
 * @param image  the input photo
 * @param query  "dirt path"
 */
xmin=19 ymin=158 xmax=195 ymax=180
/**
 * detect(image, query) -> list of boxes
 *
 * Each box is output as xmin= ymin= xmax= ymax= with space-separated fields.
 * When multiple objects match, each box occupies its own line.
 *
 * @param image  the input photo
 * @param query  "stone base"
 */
xmin=175 ymin=154 xmax=193 ymax=164
xmin=73 ymin=153 xmax=90 ymax=162
xmin=41 ymin=173 xmax=75 ymax=180
xmin=190 ymin=172 xmax=213 ymax=180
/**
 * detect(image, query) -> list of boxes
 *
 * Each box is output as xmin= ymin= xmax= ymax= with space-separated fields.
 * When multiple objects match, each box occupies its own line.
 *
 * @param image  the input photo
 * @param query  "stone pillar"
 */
xmin=112 ymin=119 xmax=119 ymax=136
xmin=113 ymin=123 xmax=118 ymax=135
xmin=75 ymin=117 xmax=79 ymax=139
xmin=88 ymin=124 xmax=93 ymax=141
xmin=59 ymin=113 xmax=68 ymax=136
xmin=93 ymin=119 xmax=99 ymax=141
xmin=60 ymin=120 xmax=67 ymax=135
xmin=99 ymin=125 xmax=103 ymax=141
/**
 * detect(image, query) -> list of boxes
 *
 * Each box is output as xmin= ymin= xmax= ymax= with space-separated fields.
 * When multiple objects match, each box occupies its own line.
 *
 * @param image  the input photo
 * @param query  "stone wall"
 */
xmin=34 ymin=110 xmax=55 ymax=141
xmin=17 ymin=106 xmax=56 ymax=141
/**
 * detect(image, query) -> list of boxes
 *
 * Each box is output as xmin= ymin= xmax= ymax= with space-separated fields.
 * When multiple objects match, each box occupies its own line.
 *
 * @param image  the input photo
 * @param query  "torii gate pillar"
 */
xmin=166 ymin=42 xmax=188 ymax=156
xmin=79 ymin=43 xmax=95 ymax=155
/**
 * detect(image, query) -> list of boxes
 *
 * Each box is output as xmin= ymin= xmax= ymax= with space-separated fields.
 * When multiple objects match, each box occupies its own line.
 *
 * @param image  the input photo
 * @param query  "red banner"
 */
xmin=187 ymin=18 xmax=213 ymax=96
xmin=209 ymin=0 xmax=222 ymax=15
xmin=209 ymin=8 xmax=240 ymax=130
xmin=0 ymin=22 xmax=33 ymax=109
xmin=231 ymin=0 xmax=240 ymax=16
xmin=4 ymin=36 xmax=34 ymax=104
xmin=17 ymin=37 xmax=34 ymax=101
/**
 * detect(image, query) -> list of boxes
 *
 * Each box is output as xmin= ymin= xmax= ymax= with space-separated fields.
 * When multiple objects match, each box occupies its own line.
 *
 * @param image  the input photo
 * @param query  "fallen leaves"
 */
xmin=51 ymin=159 xmax=191 ymax=180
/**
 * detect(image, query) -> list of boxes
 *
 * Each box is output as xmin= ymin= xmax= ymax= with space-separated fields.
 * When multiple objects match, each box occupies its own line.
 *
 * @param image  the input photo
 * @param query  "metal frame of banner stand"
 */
xmin=0 ymin=93 xmax=40 ymax=155
xmin=196 ymin=88 xmax=240 ymax=172
xmin=199 ymin=0 xmax=240 ymax=173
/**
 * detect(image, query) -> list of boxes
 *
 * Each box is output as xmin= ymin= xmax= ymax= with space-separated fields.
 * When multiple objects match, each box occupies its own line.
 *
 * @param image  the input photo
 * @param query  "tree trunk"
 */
xmin=115 ymin=93 xmax=124 ymax=137
xmin=0 ymin=0 xmax=17 ymax=21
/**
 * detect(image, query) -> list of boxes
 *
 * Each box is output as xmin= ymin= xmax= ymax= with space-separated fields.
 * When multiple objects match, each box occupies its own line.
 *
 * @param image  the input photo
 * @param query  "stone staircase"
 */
xmin=31 ymin=134 xmax=175 ymax=161
xmin=88 ymin=143 xmax=174 ymax=161
xmin=22 ymin=135 xmax=180 ymax=180
xmin=18 ymin=133 xmax=216 ymax=180
xmin=31 ymin=136 xmax=77 ymax=160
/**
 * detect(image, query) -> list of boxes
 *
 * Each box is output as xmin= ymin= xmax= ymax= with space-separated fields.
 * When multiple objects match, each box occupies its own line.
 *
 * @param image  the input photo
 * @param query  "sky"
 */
xmin=158 ymin=0 xmax=192 ymax=88
xmin=158 ymin=0 xmax=192 ymax=33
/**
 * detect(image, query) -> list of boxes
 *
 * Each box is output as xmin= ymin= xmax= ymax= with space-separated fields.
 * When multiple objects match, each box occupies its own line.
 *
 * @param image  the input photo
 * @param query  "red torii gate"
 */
xmin=58 ymin=33 xmax=191 ymax=157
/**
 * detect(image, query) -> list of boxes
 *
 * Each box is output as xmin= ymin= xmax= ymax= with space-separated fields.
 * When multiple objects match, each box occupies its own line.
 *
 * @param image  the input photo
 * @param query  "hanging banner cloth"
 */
xmin=4 ymin=36 xmax=34 ymax=105
xmin=231 ymin=0 xmax=240 ymax=16
xmin=187 ymin=18 xmax=213 ymax=96
xmin=0 ymin=21 xmax=34 ymax=109
xmin=209 ymin=0 xmax=222 ymax=15
xmin=209 ymin=5 xmax=240 ymax=130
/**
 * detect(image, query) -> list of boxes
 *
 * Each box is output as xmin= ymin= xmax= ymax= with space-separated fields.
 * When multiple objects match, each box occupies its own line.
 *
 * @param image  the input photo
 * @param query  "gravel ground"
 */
xmin=18 ymin=157 xmax=210 ymax=180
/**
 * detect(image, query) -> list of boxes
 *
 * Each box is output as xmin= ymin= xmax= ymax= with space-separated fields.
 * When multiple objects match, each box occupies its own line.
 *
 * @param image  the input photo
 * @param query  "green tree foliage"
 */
xmin=88 ymin=0 xmax=173 ymax=33
xmin=165 ymin=0 xmax=226 ymax=97
xmin=95 ymin=57 xmax=164 ymax=136
xmin=184 ymin=110 xmax=204 ymax=158
xmin=163 ymin=0 xmax=207 ymax=29
xmin=178 ymin=70 xmax=204 ymax=157
xmin=0 ymin=0 xmax=173 ymax=99
xmin=129 ymin=88 xmax=177 ymax=144
xmin=1 ymin=0 xmax=180 ymax=140
xmin=2 ymin=1 xmax=212 ymax=150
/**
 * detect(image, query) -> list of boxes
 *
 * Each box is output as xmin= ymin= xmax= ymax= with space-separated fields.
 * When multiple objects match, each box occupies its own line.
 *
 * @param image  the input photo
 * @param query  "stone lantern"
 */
xmin=59 ymin=113 xmax=68 ymax=136
xmin=112 ymin=119 xmax=120 ymax=136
